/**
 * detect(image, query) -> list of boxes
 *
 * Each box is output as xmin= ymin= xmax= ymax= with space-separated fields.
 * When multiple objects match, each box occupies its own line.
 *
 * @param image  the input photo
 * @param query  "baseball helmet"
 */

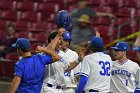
xmin=111 ymin=41 xmax=130 ymax=51
xmin=90 ymin=36 xmax=104 ymax=48
xmin=63 ymin=31 xmax=72 ymax=41
xmin=56 ymin=10 xmax=71 ymax=30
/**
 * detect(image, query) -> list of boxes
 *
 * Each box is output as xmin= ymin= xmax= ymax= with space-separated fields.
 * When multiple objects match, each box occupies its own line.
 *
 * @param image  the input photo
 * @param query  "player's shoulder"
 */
xmin=127 ymin=59 xmax=139 ymax=67
xmin=92 ymin=52 xmax=111 ymax=59
xmin=15 ymin=59 xmax=25 ymax=67
xmin=137 ymin=67 xmax=140 ymax=72
xmin=58 ymin=50 xmax=65 ymax=57
xmin=66 ymin=48 xmax=78 ymax=56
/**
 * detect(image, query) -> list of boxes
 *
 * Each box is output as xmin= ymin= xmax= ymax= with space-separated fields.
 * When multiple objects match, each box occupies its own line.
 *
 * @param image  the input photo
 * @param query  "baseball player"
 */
xmin=9 ymin=38 xmax=62 ymax=93
xmin=41 ymin=10 xmax=81 ymax=93
xmin=77 ymin=36 xmax=113 ymax=93
xmin=133 ymin=46 xmax=140 ymax=93
xmin=111 ymin=41 xmax=139 ymax=93
xmin=60 ymin=31 xmax=81 ymax=93
xmin=41 ymin=29 xmax=67 ymax=93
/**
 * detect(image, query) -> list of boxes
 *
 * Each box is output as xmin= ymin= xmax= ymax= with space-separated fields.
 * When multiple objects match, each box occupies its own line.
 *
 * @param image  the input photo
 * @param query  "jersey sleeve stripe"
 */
xmin=75 ymin=72 xmax=81 ymax=76
xmin=80 ymin=72 xmax=89 ymax=77
xmin=135 ymin=88 xmax=140 ymax=90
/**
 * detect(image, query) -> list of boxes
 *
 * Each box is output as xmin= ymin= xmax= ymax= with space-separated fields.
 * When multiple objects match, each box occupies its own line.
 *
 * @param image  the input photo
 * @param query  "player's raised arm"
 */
xmin=47 ymin=28 xmax=65 ymax=50
xmin=36 ymin=46 xmax=61 ymax=62
xmin=96 ymin=30 xmax=100 ymax=37
xmin=65 ymin=46 xmax=86 ymax=71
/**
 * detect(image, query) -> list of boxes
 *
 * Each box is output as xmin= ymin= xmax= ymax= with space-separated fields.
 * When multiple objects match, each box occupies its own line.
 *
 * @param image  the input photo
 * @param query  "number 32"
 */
xmin=99 ymin=61 xmax=111 ymax=76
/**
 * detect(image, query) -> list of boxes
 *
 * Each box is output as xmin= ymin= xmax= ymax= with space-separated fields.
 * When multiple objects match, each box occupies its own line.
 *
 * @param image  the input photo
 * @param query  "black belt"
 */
xmin=47 ymin=83 xmax=62 ymax=89
xmin=83 ymin=89 xmax=99 ymax=93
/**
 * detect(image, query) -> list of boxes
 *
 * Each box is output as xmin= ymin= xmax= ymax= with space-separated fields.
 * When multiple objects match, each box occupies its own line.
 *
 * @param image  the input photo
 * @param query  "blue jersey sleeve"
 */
xmin=76 ymin=75 xmax=88 ymax=93
xmin=14 ymin=61 xmax=23 ymax=77
xmin=39 ymin=54 xmax=53 ymax=65
xmin=134 ymin=89 xmax=140 ymax=93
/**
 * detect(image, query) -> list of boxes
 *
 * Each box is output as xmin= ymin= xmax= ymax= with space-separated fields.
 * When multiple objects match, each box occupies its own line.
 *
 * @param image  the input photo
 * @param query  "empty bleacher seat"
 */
xmin=88 ymin=0 xmax=101 ymax=7
xmin=119 ymin=25 xmax=133 ymax=37
xmin=17 ymin=31 xmax=29 ymax=38
xmin=114 ymin=18 xmax=129 ymax=26
xmin=14 ymin=21 xmax=31 ymax=31
xmin=0 ymin=20 xmax=7 ymax=30
xmin=5 ymin=53 xmax=19 ymax=61
xmin=0 ymin=10 xmax=18 ymax=21
xmin=20 ymin=11 xmax=41 ymax=22
xmin=119 ymin=0 xmax=137 ymax=8
xmin=38 ymin=3 xmax=59 ymax=13
xmin=30 ymin=21 xmax=46 ymax=32
xmin=0 ymin=60 xmax=16 ymax=78
xmin=0 ymin=0 xmax=16 ymax=10
xmin=105 ymin=0 xmax=118 ymax=7
xmin=115 ymin=7 xmax=132 ymax=17
xmin=16 ymin=1 xmax=38 ymax=11
xmin=92 ymin=16 xmax=113 ymax=25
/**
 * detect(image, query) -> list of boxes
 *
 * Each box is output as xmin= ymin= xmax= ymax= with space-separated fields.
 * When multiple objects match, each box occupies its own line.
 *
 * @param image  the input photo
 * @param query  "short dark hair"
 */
xmin=47 ymin=31 xmax=58 ymax=43
xmin=89 ymin=45 xmax=105 ymax=52
xmin=17 ymin=48 xmax=30 ymax=52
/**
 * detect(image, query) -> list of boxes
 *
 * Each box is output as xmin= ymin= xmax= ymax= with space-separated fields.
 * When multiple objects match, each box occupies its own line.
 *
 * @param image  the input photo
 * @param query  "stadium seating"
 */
xmin=14 ymin=21 xmax=31 ymax=31
xmin=0 ymin=20 xmax=7 ymax=30
xmin=0 ymin=10 xmax=18 ymax=21
xmin=30 ymin=21 xmax=46 ymax=32
xmin=20 ymin=11 xmax=41 ymax=22
xmin=5 ymin=53 xmax=19 ymax=61
xmin=0 ymin=0 xmax=16 ymax=10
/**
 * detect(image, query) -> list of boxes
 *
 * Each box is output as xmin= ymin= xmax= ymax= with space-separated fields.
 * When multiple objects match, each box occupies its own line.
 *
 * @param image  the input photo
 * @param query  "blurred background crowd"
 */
xmin=0 ymin=0 xmax=139 ymax=92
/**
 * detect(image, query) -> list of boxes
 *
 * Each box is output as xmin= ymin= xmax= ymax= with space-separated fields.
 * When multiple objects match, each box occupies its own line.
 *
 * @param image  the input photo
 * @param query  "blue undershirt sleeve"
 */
xmin=134 ymin=88 xmax=140 ymax=93
xmin=76 ymin=75 xmax=88 ymax=93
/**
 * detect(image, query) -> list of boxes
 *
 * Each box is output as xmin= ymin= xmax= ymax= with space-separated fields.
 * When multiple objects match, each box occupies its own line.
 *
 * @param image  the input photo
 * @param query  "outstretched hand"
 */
xmin=57 ymin=28 xmax=66 ymax=37
xmin=96 ymin=31 xmax=100 ymax=37
xmin=35 ymin=46 xmax=44 ymax=53
xmin=76 ymin=46 xmax=87 ymax=60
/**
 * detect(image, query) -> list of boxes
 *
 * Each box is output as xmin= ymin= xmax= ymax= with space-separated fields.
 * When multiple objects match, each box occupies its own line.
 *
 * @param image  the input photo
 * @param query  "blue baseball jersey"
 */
xmin=14 ymin=54 xmax=53 ymax=93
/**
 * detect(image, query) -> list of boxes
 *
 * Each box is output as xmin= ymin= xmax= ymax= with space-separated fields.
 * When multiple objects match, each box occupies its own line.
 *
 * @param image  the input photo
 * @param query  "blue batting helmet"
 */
xmin=63 ymin=31 xmax=72 ymax=41
xmin=90 ymin=36 xmax=104 ymax=48
xmin=56 ymin=10 xmax=71 ymax=30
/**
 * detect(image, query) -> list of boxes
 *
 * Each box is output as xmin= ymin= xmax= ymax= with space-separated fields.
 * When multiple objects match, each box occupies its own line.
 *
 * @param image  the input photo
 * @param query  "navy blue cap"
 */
xmin=134 ymin=46 xmax=140 ymax=52
xmin=12 ymin=38 xmax=30 ymax=50
xmin=111 ymin=41 xmax=129 ymax=51
xmin=90 ymin=36 xmax=103 ymax=48
xmin=63 ymin=31 xmax=72 ymax=41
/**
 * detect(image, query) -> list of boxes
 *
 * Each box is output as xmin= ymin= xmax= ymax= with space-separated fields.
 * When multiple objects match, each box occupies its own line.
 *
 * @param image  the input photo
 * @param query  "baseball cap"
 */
xmin=12 ymin=38 xmax=30 ymax=50
xmin=78 ymin=14 xmax=90 ymax=23
xmin=134 ymin=46 xmax=140 ymax=52
xmin=89 ymin=36 xmax=104 ymax=48
xmin=63 ymin=31 xmax=72 ymax=41
xmin=111 ymin=41 xmax=129 ymax=51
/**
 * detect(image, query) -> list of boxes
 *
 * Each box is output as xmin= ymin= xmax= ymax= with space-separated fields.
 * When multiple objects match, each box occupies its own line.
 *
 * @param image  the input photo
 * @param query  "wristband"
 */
xmin=76 ymin=57 xmax=83 ymax=63
xmin=59 ymin=58 xmax=64 ymax=62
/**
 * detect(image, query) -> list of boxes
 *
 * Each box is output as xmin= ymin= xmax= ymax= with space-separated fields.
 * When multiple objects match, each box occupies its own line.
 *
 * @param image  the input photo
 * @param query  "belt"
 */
xmin=83 ymin=89 xmax=99 ymax=93
xmin=47 ymin=83 xmax=62 ymax=89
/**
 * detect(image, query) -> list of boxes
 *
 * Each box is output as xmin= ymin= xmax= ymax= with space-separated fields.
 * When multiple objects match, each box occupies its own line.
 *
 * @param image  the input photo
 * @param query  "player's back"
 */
xmin=16 ymin=54 xmax=53 ymax=93
xmin=83 ymin=52 xmax=112 ymax=92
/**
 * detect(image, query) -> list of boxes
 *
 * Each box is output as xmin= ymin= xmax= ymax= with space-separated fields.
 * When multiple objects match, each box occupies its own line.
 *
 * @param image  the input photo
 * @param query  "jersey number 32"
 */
xmin=99 ymin=61 xmax=111 ymax=76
